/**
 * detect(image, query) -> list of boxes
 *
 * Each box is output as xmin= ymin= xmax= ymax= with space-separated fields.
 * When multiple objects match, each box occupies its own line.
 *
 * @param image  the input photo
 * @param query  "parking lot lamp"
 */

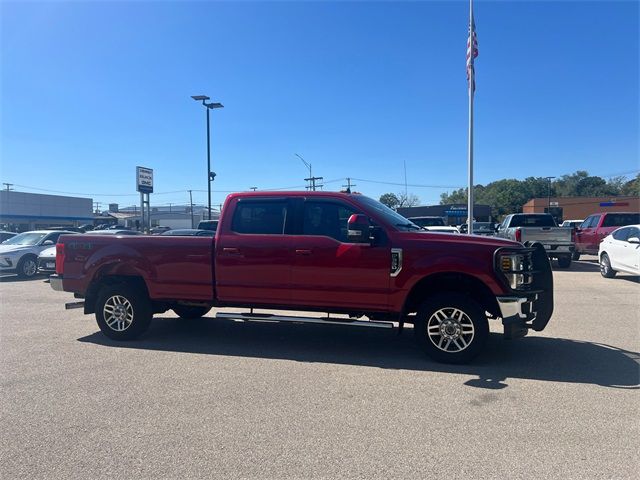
xmin=192 ymin=95 xmax=224 ymax=220
xmin=545 ymin=176 xmax=556 ymax=213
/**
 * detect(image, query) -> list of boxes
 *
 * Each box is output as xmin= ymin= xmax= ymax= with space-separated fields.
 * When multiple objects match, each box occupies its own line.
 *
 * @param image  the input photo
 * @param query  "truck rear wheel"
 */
xmin=414 ymin=293 xmax=489 ymax=364
xmin=556 ymin=256 xmax=572 ymax=268
xmin=95 ymin=284 xmax=152 ymax=340
xmin=572 ymin=251 xmax=580 ymax=261
xmin=172 ymin=306 xmax=211 ymax=319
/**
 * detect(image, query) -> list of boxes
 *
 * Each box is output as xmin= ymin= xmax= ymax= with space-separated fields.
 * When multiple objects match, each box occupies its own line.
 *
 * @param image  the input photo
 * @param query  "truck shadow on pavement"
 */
xmin=78 ymin=318 xmax=640 ymax=390
xmin=0 ymin=274 xmax=46 ymax=282
xmin=566 ymin=260 xmax=601 ymax=273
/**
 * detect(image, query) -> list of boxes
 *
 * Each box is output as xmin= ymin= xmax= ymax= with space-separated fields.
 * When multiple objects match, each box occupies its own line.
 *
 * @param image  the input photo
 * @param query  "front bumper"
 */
xmin=50 ymin=274 xmax=64 ymax=291
xmin=37 ymin=257 xmax=57 ymax=274
xmin=495 ymin=242 xmax=554 ymax=338
xmin=0 ymin=257 xmax=15 ymax=270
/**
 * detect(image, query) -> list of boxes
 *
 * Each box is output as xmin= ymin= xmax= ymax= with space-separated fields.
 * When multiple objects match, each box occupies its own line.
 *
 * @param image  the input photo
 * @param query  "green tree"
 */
xmin=440 ymin=188 xmax=467 ymax=204
xmin=621 ymin=174 xmax=640 ymax=195
xmin=379 ymin=193 xmax=400 ymax=209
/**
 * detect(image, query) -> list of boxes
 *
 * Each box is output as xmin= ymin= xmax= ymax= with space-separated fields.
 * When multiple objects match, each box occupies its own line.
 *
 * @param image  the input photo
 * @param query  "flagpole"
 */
xmin=467 ymin=0 xmax=475 ymax=234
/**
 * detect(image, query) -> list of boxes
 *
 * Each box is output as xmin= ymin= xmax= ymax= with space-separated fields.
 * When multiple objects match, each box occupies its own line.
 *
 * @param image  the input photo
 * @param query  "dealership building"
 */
xmin=397 ymin=204 xmax=492 ymax=224
xmin=0 ymin=190 xmax=94 ymax=231
xmin=523 ymin=196 xmax=640 ymax=223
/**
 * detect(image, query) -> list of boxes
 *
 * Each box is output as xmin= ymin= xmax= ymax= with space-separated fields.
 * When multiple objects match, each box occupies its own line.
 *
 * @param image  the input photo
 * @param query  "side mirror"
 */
xmin=347 ymin=214 xmax=371 ymax=243
xmin=42 ymin=240 xmax=55 ymax=246
xmin=628 ymin=237 xmax=640 ymax=244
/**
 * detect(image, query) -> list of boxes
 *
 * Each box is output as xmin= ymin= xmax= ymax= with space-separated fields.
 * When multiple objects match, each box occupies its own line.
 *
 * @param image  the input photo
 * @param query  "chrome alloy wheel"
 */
xmin=22 ymin=259 xmax=37 ymax=277
xmin=103 ymin=295 xmax=134 ymax=332
xmin=427 ymin=307 xmax=475 ymax=353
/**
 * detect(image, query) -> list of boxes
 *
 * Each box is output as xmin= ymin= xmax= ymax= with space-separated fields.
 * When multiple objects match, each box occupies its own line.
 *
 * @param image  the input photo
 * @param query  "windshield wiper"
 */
xmin=395 ymin=223 xmax=421 ymax=231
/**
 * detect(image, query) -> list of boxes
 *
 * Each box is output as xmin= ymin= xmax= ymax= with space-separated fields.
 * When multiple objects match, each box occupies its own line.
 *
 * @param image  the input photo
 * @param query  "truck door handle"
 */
xmin=295 ymin=249 xmax=312 ymax=256
xmin=222 ymin=247 xmax=241 ymax=255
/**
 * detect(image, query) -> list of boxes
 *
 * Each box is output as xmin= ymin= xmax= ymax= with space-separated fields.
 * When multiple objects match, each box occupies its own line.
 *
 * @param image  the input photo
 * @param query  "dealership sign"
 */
xmin=136 ymin=166 xmax=153 ymax=193
xmin=600 ymin=201 xmax=629 ymax=207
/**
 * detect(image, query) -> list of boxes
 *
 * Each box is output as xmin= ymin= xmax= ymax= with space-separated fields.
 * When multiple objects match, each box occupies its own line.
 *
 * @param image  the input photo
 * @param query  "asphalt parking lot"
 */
xmin=1 ymin=256 xmax=638 ymax=479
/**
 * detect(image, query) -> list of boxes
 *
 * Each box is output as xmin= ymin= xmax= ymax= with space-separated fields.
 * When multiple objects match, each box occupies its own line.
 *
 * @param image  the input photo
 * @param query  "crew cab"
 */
xmin=573 ymin=212 xmax=640 ymax=260
xmin=50 ymin=192 xmax=554 ymax=364
xmin=496 ymin=214 xmax=574 ymax=268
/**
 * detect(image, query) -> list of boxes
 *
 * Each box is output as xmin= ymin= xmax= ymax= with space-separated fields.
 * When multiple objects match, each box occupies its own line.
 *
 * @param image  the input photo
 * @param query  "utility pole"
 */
xmin=305 ymin=175 xmax=323 ymax=191
xmin=250 ymin=187 xmax=257 ymax=191
xmin=168 ymin=203 xmax=172 ymax=213
xmin=188 ymin=190 xmax=194 ymax=228
xmin=93 ymin=202 xmax=101 ymax=214
xmin=342 ymin=177 xmax=356 ymax=193
xmin=2 ymin=183 xmax=13 ymax=192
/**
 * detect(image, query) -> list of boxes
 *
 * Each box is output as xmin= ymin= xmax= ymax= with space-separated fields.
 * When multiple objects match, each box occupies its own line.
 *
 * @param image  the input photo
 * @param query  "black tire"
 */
xmin=16 ymin=255 xmax=38 ymax=278
xmin=95 ymin=284 xmax=152 ymax=340
xmin=414 ymin=293 xmax=489 ymax=364
xmin=572 ymin=251 xmax=580 ymax=261
xmin=600 ymin=253 xmax=616 ymax=278
xmin=172 ymin=305 xmax=211 ymax=320
xmin=556 ymin=256 xmax=572 ymax=268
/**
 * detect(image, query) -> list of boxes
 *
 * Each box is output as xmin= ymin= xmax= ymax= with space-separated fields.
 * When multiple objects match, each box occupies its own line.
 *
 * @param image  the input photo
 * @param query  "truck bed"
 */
xmin=60 ymin=235 xmax=214 ymax=302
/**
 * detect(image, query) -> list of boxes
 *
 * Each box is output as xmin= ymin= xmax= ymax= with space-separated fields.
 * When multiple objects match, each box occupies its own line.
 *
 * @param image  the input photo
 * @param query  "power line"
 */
xmin=352 ymin=178 xmax=464 ymax=189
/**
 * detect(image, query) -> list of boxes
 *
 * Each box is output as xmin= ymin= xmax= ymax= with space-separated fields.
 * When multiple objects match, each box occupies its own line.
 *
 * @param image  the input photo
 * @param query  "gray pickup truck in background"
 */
xmin=496 ymin=213 xmax=574 ymax=268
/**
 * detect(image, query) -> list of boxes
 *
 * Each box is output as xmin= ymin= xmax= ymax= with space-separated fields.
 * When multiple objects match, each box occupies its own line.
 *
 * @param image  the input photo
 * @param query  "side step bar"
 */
xmin=216 ymin=312 xmax=394 ymax=329
xmin=65 ymin=301 xmax=85 ymax=310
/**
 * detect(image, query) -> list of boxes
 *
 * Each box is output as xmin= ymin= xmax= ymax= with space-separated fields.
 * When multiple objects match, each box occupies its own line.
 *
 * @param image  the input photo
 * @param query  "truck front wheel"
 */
xmin=172 ymin=306 xmax=211 ymax=319
xmin=95 ymin=284 xmax=152 ymax=340
xmin=414 ymin=293 xmax=489 ymax=364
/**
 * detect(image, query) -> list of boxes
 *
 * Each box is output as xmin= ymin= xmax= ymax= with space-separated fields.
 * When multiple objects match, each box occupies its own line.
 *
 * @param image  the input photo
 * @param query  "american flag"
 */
xmin=466 ymin=17 xmax=478 ymax=91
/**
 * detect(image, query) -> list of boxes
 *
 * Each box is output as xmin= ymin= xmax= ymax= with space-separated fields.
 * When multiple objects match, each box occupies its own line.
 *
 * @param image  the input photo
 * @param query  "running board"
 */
xmin=215 ymin=312 xmax=394 ymax=329
xmin=65 ymin=301 xmax=85 ymax=310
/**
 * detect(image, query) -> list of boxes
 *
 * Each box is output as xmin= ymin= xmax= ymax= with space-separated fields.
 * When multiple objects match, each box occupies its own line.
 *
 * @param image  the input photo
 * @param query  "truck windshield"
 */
xmin=510 ymin=215 xmax=557 ymax=227
xmin=353 ymin=196 xmax=420 ymax=231
xmin=1 ymin=232 xmax=47 ymax=246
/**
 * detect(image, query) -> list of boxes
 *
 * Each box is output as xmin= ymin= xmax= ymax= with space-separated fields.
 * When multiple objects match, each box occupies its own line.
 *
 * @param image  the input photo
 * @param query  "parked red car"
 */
xmin=573 ymin=212 xmax=640 ymax=259
xmin=50 ymin=191 xmax=554 ymax=364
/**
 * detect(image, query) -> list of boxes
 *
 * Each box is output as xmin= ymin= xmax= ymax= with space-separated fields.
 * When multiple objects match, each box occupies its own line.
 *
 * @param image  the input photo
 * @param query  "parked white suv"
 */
xmin=0 ymin=230 xmax=78 ymax=278
xmin=598 ymin=225 xmax=640 ymax=278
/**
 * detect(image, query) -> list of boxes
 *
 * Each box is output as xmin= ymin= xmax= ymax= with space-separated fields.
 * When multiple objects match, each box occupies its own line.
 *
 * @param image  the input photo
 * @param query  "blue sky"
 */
xmin=1 ymin=0 xmax=638 ymax=208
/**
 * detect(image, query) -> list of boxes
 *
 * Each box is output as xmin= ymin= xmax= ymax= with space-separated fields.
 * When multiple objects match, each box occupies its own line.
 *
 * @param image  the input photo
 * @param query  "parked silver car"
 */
xmin=0 ymin=230 xmax=78 ymax=278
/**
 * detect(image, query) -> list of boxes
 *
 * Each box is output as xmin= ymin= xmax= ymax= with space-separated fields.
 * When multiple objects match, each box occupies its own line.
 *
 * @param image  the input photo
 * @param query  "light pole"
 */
xmin=192 ymin=95 xmax=223 ymax=219
xmin=295 ymin=153 xmax=312 ymax=190
xmin=545 ymin=176 xmax=555 ymax=214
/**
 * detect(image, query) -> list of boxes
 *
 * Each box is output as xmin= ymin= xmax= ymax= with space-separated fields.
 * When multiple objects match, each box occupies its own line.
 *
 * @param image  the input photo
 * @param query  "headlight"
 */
xmin=497 ymin=251 xmax=533 ymax=290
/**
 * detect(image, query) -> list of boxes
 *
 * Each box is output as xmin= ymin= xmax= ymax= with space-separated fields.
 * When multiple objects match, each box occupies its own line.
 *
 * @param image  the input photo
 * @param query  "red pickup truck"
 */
xmin=51 ymin=191 xmax=553 ymax=363
xmin=573 ymin=212 xmax=640 ymax=260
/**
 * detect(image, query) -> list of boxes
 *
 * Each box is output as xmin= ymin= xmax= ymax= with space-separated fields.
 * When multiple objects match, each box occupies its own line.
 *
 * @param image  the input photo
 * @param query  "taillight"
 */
xmin=55 ymin=243 xmax=65 ymax=275
xmin=515 ymin=228 xmax=522 ymax=243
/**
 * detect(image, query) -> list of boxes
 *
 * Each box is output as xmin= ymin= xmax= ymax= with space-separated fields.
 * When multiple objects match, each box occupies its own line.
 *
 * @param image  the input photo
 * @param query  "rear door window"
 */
xmin=231 ymin=201 xmax=288 ymax=235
